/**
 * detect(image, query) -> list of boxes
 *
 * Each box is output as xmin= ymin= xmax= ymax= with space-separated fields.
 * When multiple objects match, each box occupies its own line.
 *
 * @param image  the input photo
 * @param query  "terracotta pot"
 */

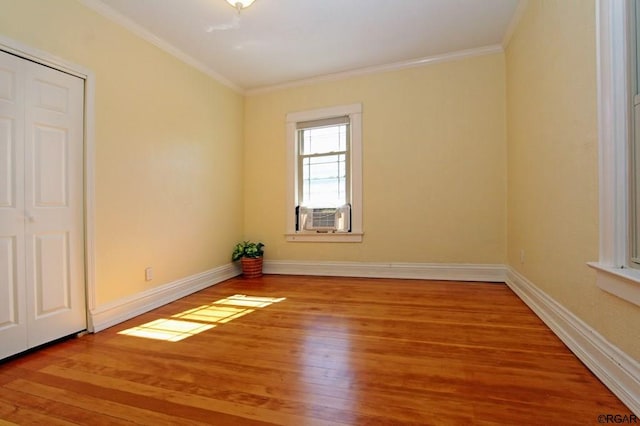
xmin=241 ymin=257 xmax=263 ymax=278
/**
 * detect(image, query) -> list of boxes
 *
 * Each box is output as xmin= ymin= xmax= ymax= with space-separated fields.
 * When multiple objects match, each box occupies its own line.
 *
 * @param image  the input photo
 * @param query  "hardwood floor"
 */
xmin=0 ymin=275 xmax=632 ymax=425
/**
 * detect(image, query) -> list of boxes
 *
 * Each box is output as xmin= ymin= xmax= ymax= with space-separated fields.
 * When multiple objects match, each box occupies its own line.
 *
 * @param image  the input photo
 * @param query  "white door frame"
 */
xmin=0 ymin=35 xmax=97 ymax=332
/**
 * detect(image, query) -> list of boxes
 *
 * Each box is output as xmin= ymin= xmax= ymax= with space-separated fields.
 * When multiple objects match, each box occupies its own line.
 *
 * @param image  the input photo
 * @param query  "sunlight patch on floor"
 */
xmin=215 ymin=294 xmax=287 ymax=308
xmin=118 ymin=319 xmax=216 ymax=342
xmin=117 ymin=294 xmax=286 ymax=342
xmin=174 ymin=305 xmax=254 ymax=324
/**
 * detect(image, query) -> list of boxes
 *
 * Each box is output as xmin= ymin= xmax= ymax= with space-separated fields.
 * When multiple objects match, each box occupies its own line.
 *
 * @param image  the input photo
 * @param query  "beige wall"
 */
xmin=244 ymin=54 xmax=507 ymax=263
xmin=506 ymin=0 xmax=640 ymax=359
xmin=0 ymin=0 xmax=244 ymax=306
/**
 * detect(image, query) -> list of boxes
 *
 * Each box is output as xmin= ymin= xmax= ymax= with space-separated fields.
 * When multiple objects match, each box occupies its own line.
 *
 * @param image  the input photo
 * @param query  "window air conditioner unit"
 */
xmin=297 ymin=204 xmax=351 ymax=232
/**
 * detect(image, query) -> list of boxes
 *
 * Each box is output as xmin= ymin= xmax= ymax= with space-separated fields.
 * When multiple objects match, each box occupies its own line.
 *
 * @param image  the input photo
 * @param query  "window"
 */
xmin=589 ymin=0 xmax=640 ymax=306
xmin=298 ymin=116 xmax=350 ymax=208
xmin=631 ymin=0 xmax=640 ymax=265
xmin=286 ymin=104 xmax=362 ymax=242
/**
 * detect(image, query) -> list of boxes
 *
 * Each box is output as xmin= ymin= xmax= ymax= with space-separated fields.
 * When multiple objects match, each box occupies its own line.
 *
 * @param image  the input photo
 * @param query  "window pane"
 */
xmin=301 ymin=154 xmax=346 ymax=207
xmin=301 ymin=125 xmax=347 ymax=155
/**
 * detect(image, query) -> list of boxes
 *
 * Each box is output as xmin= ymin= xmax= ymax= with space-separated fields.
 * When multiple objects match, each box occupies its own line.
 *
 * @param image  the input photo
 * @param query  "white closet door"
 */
xmin=0 ymin=50 xmax=86 ymax=359
xmin=0 ymin=51 xmax=27 ymax=359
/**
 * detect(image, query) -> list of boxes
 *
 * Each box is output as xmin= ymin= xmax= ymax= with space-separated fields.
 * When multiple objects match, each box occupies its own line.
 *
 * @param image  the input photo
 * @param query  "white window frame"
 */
xmin=589 ymin=0 xmax=640 ymax=306
xmin=285 ymin=103 xmax=363 ymax=242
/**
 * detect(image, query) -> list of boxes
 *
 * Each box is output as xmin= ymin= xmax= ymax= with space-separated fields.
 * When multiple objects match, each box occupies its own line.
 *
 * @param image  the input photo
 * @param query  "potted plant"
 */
xmin=232 ymin=241 xmax=265 ymax=278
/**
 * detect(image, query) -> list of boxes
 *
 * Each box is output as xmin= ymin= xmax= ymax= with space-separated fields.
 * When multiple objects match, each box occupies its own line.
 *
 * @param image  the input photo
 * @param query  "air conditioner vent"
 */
xmin=297 ymin=204 xmax=351 ymax=233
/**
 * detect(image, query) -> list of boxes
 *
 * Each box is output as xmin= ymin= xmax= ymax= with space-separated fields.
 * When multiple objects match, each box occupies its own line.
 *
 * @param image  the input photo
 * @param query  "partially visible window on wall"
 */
xmin=590 ymin=0 xmax=640 ymax=307
xmin=631 ymin=0 xmax=640 ymax=266
xmin=286 ymin=104 xmax=362 ymax=242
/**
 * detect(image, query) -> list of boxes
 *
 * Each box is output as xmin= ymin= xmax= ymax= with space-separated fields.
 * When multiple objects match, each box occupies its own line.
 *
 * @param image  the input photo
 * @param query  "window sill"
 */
xmin=286 ymin=232 xmax=363 ymax=242
xmin=587 ymin=262 xmax=640 ymax=307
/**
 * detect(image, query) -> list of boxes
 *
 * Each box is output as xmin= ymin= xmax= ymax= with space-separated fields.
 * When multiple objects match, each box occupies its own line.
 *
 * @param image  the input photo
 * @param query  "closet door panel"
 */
xmin=0 ymin=51 xmax=27 ymax=359
xmin=25 ymin=58 xmax=86 ymax=346
xmin=0 ymin=49 xmax=85 ymax=359
xmin=24 ymin=58 xmax=85 ymax=348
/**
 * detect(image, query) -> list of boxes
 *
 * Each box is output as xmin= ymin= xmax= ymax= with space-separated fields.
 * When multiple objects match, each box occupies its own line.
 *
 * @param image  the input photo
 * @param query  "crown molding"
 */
xmin=79 ymin=1 xmax=507 ymax=97
xmin=502 ymin=0 xmax=529 ymax=48
xmin=78 ymin=0 xmax=242 ymax=93
xmin=245 ymin=44 xmax=504 ymax=96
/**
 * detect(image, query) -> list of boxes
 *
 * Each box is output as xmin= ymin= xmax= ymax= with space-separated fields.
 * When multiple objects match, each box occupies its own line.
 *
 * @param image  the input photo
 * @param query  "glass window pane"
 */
xmin=301 ymin=154 xmax=346 ymax=207
xmin=301 ymin=124 xmax=347 ymax=155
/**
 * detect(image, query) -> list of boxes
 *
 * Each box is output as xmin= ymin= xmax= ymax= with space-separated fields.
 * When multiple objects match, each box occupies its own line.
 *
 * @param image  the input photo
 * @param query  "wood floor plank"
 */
xmin=0 ymin=275 xmax=632 ymax=424
xmin=0 ymin=392 xmax=80 ymax=426
xmin=0 ymin=383 xmax=139 ymax=426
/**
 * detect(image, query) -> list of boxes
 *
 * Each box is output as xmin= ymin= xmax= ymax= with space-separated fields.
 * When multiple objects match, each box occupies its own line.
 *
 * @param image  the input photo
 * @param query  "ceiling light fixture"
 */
xmin=226 ymin=0 xmax=256 ymax=12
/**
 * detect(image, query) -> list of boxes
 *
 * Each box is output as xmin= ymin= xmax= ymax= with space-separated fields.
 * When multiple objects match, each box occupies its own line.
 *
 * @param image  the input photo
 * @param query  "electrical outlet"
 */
xmin=145 ymin=267 xmax=153 ymax=281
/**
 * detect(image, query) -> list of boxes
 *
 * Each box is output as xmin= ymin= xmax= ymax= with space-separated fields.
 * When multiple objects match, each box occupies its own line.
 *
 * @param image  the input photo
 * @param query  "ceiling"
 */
xmin=86 ymin=0 xmax=521 ymax=92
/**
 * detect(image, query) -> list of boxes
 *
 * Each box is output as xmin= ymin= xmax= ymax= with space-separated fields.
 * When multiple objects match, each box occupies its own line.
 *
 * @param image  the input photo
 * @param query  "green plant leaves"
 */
xmin=231 ymin=241 xmax=265 ymax=261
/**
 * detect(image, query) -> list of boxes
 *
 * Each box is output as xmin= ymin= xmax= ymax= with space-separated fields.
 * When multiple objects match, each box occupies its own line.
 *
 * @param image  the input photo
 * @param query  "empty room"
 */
xmin=0 ymin=0 xmax=639 ymax=424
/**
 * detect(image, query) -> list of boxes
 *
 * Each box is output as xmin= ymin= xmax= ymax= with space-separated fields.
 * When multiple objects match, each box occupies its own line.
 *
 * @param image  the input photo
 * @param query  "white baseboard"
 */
xmin=506 ymin=268 xmax=640 ymax=415
xmin=88 ymin=260 xmax=503 ymax=333
xmin=264 ymin=260 xmax=507 ymax=282
xmin=89 ymin=263 xmax=241 ymax=332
